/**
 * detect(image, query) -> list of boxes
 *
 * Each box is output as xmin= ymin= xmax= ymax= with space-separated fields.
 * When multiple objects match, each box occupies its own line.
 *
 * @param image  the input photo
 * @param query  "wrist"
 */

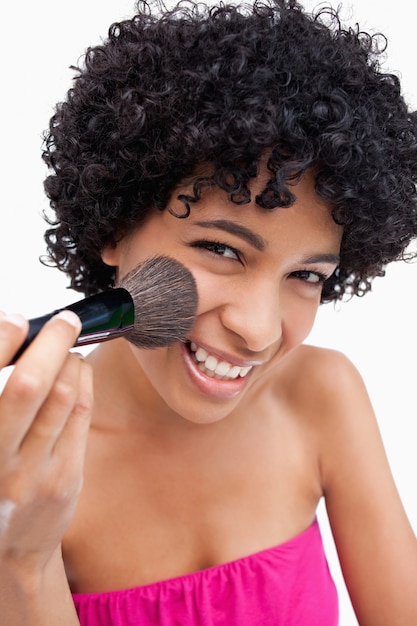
xmin=0 ymin=547 xmax=79 ymax=625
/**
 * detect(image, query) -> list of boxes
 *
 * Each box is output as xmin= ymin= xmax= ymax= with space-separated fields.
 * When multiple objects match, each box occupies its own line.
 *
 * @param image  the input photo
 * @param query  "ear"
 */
xmin=101 ymin=243 xmax=120 ymax=267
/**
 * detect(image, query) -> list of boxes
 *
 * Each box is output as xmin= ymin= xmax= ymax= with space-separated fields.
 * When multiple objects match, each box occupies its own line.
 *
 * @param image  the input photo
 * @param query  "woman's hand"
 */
xmin=0 ymin=310 xmax=93 ymax=577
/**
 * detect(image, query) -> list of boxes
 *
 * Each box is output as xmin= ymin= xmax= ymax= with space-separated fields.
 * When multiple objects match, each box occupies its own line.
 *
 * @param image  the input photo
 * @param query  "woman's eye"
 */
xmin=292 ymin=270 xmax=327 ymax=284
xmin=194 ymin=240 xmax=240 ymax=260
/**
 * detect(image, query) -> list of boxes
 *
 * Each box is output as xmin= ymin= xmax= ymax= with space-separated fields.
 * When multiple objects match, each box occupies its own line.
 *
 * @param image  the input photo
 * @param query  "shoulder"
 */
xmin=282 ymin=348 xmax=417 ymax=624
xmin=281 ymin=344 xmax=382 ymax=484
xmin=269 ymin=344 xmax=378 ymax=496
xmin=279 ymin=343 xmax=368 ymax=420
xmin=288 ymin=342 xmax=361 ymax=379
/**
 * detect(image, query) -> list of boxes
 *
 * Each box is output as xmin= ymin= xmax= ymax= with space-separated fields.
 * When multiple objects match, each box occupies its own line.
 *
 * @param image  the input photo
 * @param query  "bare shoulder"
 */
xmin=279 ymin=343 xmax=367 ymax=421
xmin=283 ymin=345 xmax=417 ymax=624
xmin=277 ymin=344 xmax=375 ymax=478
xmin=285 ymin=343 xmax=383 ymax=488
xmin=286 ymin=342 xmax=362 ymax=380
xmin=283 ymin=344 xmax=394 ymax=485
xmin=273 ymin=343 xmax=370 ymax=456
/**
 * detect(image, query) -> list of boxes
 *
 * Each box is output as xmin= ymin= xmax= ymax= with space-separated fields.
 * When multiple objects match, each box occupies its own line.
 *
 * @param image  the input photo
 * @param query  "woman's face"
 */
xmin=102 ymin=167 xmax=343 ymax=424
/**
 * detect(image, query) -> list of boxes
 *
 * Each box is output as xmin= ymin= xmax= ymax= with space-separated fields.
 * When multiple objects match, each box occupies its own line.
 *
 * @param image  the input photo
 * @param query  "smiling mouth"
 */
xmin=187 ymin=342 xmax=253 ymax=381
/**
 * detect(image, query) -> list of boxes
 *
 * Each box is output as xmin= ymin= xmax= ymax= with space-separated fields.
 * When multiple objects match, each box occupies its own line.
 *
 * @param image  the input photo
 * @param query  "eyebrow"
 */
xmin=301 ymin=253 xmax=340 ymax=265
xmin=193 ymin=220 xmax=340 ymax=265
xmin=194 ymin=220 xmax=266 ymax=251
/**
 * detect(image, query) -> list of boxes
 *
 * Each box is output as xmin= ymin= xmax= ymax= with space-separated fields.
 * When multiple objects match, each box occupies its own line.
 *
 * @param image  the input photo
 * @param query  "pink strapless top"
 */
xmin=72 ymin=518 xmax=338 ymax=625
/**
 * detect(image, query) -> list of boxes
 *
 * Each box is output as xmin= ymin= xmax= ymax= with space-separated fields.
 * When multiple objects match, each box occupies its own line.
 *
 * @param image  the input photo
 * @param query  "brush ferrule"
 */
xmin=10 ymin=288 xmax=134 ymax=364
xmin=70 ymin=288 xmax=134 ymax=346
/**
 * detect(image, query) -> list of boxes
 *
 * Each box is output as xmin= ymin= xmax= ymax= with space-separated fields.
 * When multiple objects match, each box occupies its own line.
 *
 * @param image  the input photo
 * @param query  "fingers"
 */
xmin=0 ymin=312 xmax=93 ymax=569
xmin=53 ymin=358 xmax=93 ymax=472
xmin=21 ymin=356 xmax=93 ymax=515
xmin=19 ymin=352 xmax=86 ymax=456
xmin=0 ymin=311 xmax=82 ymax=453
xmin=0 ymin=312 xmax=29 ymax=369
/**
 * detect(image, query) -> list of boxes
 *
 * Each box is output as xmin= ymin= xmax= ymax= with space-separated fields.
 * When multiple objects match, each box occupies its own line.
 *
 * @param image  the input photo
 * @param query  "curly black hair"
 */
xmin=42 ymin=0 xmax=417 ymax=301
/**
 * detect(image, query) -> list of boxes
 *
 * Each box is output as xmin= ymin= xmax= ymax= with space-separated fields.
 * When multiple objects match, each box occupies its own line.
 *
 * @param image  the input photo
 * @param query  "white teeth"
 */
xmin=189 ymin=343 xmax=253 ymax=380
xmin=205 ymin=355 xmax=218 ymax=371
xmin=215 ymin=361 xmax=231 ymax=376
xmin=228 ymin=366 xmax=241 ymax=379
xmin=195 ymin=347 xmax=209 ymax=362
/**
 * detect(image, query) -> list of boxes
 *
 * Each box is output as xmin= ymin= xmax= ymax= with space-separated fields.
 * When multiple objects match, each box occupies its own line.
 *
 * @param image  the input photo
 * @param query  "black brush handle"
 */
xmin=9 ymin=288 xmax=134 ymax=365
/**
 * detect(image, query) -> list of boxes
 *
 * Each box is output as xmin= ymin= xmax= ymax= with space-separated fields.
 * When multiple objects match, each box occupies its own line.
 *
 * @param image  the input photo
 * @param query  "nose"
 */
xmin=219 ymin=279 xmax=282 ymax=353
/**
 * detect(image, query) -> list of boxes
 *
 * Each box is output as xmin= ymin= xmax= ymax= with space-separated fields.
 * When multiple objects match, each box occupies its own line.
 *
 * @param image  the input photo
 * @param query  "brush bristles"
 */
xmin=117 ymin=255 xmax=198 ymax=349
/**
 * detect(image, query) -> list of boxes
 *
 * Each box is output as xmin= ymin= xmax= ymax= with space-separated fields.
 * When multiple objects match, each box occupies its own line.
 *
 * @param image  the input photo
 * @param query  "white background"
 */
xmin=1 ymin=1 xmax=416 ymax=624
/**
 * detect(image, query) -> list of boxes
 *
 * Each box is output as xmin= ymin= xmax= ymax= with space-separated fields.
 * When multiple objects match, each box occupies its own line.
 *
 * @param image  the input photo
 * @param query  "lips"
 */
xmin=180 ymin=340 xmax=259 ymax=401
xmin=188 ymin=342 xmax=253 ymax=381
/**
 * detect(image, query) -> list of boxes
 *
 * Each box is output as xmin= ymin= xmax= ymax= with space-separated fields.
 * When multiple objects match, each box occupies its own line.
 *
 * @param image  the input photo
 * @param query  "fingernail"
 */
xmin=55 ymin=310 xmax=82 ymax=330
xmin=3 ymin=313 xmax=28 ymax=329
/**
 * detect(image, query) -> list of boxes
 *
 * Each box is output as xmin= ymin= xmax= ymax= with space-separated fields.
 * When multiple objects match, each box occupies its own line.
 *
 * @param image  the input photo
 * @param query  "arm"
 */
xmin=0 ymin=311 xmax=93 ymax=625
xmin=316 ymin=350 xmax=417 ymax=626
xmin=0 ymin=548 xmax=81 ymax=625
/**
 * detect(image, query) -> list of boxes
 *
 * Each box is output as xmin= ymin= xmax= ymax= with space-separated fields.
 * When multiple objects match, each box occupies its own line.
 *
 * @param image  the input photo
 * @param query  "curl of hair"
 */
xmin=42 ymin=0 xmax=417 ymax=300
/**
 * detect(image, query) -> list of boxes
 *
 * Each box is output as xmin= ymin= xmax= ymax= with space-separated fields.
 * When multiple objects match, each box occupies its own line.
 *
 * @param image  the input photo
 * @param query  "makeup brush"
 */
xmin=10 ymin=255 xmax=198 ymax=364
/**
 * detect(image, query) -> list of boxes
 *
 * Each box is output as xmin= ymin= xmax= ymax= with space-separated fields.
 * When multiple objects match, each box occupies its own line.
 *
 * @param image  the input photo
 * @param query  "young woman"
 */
xmin=1 ymin=1 xmax=416 ymax=624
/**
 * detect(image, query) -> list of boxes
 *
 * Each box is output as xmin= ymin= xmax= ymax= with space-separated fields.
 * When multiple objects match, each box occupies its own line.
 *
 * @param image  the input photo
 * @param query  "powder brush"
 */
xmin=10 ymin=255 xmax=198 ymax=364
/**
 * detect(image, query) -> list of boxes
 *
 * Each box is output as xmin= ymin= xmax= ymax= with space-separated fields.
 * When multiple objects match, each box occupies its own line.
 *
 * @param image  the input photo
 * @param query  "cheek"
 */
xmin=188 ymin=267 xmax=227 ymax=315
xmin=283 ymin=298 xmax=321 ymax=345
